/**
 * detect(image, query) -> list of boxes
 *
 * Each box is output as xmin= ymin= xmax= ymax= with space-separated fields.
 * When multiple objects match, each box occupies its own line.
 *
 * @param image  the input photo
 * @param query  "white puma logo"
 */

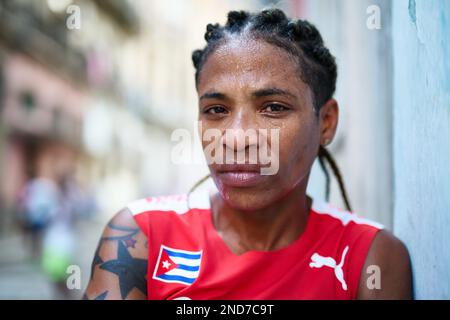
xmin=309 ymin=246 xmax=349 ymax=291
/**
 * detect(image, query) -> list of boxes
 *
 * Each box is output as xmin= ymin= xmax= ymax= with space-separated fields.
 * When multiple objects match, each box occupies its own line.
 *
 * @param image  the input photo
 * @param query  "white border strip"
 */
xmin=312 ymin=200 xmax=384 ymax=229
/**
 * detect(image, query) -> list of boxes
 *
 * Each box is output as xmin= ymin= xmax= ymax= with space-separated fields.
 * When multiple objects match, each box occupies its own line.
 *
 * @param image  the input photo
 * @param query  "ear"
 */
xmin=319 ymin=98 xmax=339 ymax=146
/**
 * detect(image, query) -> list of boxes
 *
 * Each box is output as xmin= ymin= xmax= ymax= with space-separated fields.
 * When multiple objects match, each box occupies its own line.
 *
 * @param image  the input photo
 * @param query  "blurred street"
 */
xmin=0 ymin=234 xmax=54 ymax=299
xmin=0 ymin=217 xmax=105 ymax=299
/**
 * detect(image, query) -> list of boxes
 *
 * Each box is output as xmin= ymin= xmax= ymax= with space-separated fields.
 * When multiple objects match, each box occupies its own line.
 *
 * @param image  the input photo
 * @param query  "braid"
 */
xmin=187 ymin=174 xmax=211 ymax=210
xmin=191 ymin=9 xmax=351 ymax=211
xmin=252 ymin=9 xmax=288 ymax=31
xmin=191 ymin=49 xmax=203 ymax=70
xmin=225 ymin=10 xmax=250 ymax=32
xmin=317 ymin=150 xmax=331 ymax=201
xmin=204 ymin=23 xmax=222 ymax=42
xmin=318 ymin=146 xmax=352 ymax=212
xmin=187 ymin=173 xmax=211 ymax=196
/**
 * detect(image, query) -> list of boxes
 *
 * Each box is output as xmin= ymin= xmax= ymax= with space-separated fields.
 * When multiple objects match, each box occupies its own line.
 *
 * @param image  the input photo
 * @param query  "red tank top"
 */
xmin=127 ymin=190 xmax=383 ymax=300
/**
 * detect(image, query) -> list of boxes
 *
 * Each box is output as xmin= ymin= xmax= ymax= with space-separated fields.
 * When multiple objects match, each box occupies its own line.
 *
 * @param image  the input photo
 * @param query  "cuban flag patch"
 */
xmin=153 ymin=245 xmax=203 ymax=285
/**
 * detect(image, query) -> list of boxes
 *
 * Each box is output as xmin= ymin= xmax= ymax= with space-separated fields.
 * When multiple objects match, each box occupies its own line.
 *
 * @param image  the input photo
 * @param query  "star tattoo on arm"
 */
xmin=100 ymin=241 xmax=147 ymax=299
xmin=88 ymin=223 xmax=138 ymax=280
xmin=84 ymin=208 xmax=148 ymax=300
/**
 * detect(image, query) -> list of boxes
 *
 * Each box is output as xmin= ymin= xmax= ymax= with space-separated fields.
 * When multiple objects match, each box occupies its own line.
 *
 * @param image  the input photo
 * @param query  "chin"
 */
xmin=216 ymin=184 xmax=280 ymax=211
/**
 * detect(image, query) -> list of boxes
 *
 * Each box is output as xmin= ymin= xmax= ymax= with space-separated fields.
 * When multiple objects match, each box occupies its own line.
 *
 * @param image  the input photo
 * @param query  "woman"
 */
xmin=84 ymin=9 xmax=412 ymax=300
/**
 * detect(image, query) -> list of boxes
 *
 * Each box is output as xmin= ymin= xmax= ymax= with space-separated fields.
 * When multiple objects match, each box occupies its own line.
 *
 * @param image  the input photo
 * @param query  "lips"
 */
xmin=214 ymin=164 xmax=266 ymax=187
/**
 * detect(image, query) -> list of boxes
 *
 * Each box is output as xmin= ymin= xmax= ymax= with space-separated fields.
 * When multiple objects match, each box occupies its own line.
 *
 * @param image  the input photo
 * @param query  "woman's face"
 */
xmin=197 ymin=36 xmax=336 ymax=211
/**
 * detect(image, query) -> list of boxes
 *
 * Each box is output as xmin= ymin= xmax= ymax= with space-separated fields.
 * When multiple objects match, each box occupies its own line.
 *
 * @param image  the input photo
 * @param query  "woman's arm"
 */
xmin=357 ymin=230 xmax=412 ymax=299
xmin=83 ymin=208 xmax=148 ymax=300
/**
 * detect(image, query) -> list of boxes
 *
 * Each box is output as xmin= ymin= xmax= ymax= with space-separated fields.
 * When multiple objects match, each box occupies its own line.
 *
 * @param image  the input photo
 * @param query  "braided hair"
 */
xmin=189 ymin=8 xmax=352 ymax=211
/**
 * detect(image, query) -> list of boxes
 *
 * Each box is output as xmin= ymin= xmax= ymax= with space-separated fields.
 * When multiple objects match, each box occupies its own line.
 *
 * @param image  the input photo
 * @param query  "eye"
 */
xmin=204 ymin=106 xmax=227 ymax=114
xmin=262 ymin=103 xmax=290 ymax=113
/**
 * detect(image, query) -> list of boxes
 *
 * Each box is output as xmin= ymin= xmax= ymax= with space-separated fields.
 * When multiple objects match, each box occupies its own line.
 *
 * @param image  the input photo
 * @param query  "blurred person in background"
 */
xmin=41 ymin=171 xmax=80 ymax=299
xmin=17 ymin=167 xmax=88 ymax=298
xmin=17 ymin=176 xmax=59 ymax=262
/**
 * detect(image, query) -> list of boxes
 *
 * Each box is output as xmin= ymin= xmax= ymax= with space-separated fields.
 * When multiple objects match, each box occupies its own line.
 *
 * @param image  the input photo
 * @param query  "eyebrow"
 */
xmin=199 ymin=87 xmax=296 ymax=101
xmin=199 ymin=92 xmax=227 ymax=101
xmin=252 ymin=88 xmax=297 ymax=99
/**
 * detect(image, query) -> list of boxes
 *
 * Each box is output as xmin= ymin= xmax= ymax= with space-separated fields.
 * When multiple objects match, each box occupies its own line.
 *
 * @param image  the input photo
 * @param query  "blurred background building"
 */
xmin=0 ymin=0 xmax=448 ymax=299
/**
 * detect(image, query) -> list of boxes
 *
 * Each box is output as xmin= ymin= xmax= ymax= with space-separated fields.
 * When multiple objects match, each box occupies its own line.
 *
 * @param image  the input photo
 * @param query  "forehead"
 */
xmin=197 ymin=36 xmax=310 ymax=96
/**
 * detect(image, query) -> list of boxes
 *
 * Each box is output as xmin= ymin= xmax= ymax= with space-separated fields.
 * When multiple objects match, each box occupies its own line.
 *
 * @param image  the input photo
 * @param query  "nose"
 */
xmin=221 ymin=110 xmax=258 ymax=160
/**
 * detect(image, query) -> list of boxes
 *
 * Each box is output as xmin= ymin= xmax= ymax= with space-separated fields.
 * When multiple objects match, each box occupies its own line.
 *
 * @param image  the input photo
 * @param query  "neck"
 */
xmin=211 ymin=182 xmax=311 ymax=254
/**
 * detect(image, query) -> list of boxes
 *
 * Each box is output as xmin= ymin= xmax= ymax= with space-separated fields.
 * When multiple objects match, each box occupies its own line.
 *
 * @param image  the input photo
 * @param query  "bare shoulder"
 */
xmin=357 ymin=229 xmax=412 ymax=299
xmin=83 ymin=208 xmax=148 ymax=300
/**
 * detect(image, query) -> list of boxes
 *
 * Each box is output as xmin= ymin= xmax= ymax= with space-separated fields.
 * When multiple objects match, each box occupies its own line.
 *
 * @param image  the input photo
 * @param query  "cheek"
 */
xmin=276 ymin=120 xmax=318 ymax=176
xmin=199 ymin=124 xmax=215 ymax=149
